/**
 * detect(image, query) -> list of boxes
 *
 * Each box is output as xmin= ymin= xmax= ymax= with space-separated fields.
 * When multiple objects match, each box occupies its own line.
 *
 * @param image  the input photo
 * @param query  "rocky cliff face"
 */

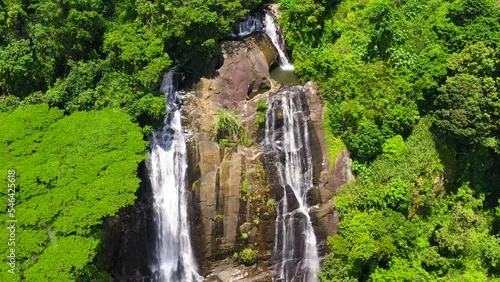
xmin=105 ymin=163 xmax=157 ymax=281
xmin=183 ymin=31 xmax=354 ymax=280
xmin=183 ymin=32 xmax=278 ymax=281
xmin=106 ymin=20 xmax=354 ymax=282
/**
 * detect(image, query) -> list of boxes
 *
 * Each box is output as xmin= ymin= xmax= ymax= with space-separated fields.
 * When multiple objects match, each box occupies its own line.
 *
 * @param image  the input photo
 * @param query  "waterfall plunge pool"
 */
xmin=270 ymin=66 xmax=300 ymax=85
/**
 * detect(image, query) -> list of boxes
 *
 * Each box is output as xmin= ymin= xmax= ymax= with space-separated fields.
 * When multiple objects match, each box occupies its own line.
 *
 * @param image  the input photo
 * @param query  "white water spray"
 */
xmin=148 ymin=71 xmax=204 ymax=282
xmin=230 ymin=14 xmax=264 ymax=38
xmin=264 ymin=13 xmax=294 ymax=71
xmin=265 ymin=87 xmax=320 ymax=282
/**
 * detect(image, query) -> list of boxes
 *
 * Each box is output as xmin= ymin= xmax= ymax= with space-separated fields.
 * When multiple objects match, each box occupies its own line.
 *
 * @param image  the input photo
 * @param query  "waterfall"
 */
xmin=229 ymin=11 xmax=294 ymax=70
xmin=148 ymin=71 xmax=204 ymax=282
xmin=229 ymin=13 xmax=264 ymax=38
xmin=265 ymin=86 xmax=320 ymax=282
xmin=264 ymin=12 xmax=294 ymax=70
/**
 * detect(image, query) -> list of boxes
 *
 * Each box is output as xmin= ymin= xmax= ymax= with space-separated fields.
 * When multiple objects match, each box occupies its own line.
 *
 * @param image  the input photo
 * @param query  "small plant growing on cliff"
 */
xmin=238 ymin=248 xmax=258 ymax=265
xmin=324 ymin=104 xmax=346 ymax=170
xmin=257 ymin=98 xmax=267 ymax=112
xmin=266 ymin=198 xmax=276 ymax=210
xmin=212 ymin=109 xmax=244 ymax=143
xmin=241 ymin=134 xmax=253 ymax=147
xmin=252 ymin=216 xmax=261 ymax=225
xmin=241 ymin=232 xmax=250 ymax=240
xmin=240 ymin=173 xmax=250 ymax=200
xmin=218 ymin=138 xmax=237 ymax=148
xmin=255 ymin=98 xmax=267 ymax=130
xmin=213 ymin=214 xmax=224 ymax=222
xmin=253 ymin=162 xmax=266 ymax=183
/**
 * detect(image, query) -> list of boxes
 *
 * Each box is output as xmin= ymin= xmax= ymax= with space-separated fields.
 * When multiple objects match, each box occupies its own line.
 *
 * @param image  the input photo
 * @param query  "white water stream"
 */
xmin=265 ymin=87 xmax=320 ymax=282
xmin=149 ymin=71 xmax=204 ymax=282
xmin=264 ymin=13 xmax=294 ymax=70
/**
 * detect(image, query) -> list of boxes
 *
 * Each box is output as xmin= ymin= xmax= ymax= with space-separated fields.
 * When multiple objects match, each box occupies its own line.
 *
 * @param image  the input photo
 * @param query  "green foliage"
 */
xmin=0 ymin=95 xmax=21 ymax=113
xmin=213 ymin=214 xmax=224 ymax=222
xmin=321 ymin=118 xmax=500 ymax=281
xmin=218 ymin=138 xmax=237 ymax=148
xmin=351 ymin=160 xmax=371 ymax=180
xmin=240 ymin=134 xmax=253 ymax=147
xmin=434 ymin=41 xmax=500 ymax=152
xmin=324 ymin=103 xmax=346 ymax=170
xmin=39 ymin=59 xmax=167 ymax=125
xmin=213 ymin=109 xmax=245 ymax=143
xmin=370 ymin=257 xmax=432 ymax=282
xmin=0 ymin=104 xmax=146 ymax=281
xmin=23 ymin=236 xmax=99 ymax=282
xmin=240 ymin=173 xmax=250 ymax=200
xmin=0 ymin=0 xmax=266 ymax=126
xmin=382 ymin=135 xmax=407 ymax=161
xmin=281 ymin=0 xmax=500 ymax=160
xmin=256 ymin=98 xmax=267 ymax=112
xmin=253 ymin=217 xmax=261 ymax=225
xmin=238 ymin=248 xmax=258 ymax=266
xmin=324 ymin=60 xmax=420 ymax=160
xmin=255 ymin=98 xmax=267 ymax=130
xmin=0 ymin=39 xmax=46 ymax=97
xmin=104 ymin=22 xmax=172 ymax=88
xmin=279 ymin=0 xmax=500 ymax=280
xmin=241 ymin=232 xmax=249 ymax=240
xmin=266 ymin=198 xmax=276 ymax=210
xmin=384 ymin=178 xmax=411 ymax=213
xmin=447 ymin=41 xmax=497 ymax=77
xmin=152 ymin=0 xmax=263 ymax=73
xmin=0 ymin=0 xmax=108 ymax=97
xmin=279 ymin=0 xmax=325 ymax=54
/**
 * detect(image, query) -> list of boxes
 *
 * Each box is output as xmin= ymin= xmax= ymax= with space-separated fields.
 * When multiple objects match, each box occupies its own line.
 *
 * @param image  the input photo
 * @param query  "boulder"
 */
xmin=212 ymin=33 xmax=277 ymax=110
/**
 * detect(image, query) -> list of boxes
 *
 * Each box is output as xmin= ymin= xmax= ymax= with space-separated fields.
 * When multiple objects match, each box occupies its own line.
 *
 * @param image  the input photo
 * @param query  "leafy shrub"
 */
xmin=212 ymin=109 xmax=254 ymax=147
xmin=238 ymin=248 xmax=258 ymax=265
xmin=253 ymin=217 xmax=261 ymax=225
xmin=241 ymin=232 xmax=250 ymax=240
xmin=384 ymin=178 xmax=411 ymax=213
xmin=212 ymin=109 xmax=245 ymax=142
xmin=266 ymin=198 xmax=276 ymax=210
xmin=382 ymin=135 xmax=407 ymax=161
xmin=324 ymin=104 xmax=346 ymax=170
xmin=218 ymin=138 xmax=238 ymax=148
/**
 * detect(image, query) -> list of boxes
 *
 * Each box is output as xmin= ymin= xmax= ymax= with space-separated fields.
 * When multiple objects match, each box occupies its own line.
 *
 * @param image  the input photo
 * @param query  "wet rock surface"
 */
xmin=105 ymin=163 xmax=156 ymax=281
xmin=184 ymin=32 xmax=279 ymax=277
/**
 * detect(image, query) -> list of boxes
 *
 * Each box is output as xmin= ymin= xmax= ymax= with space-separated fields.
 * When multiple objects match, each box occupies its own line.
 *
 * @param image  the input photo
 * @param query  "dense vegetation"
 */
xmin=0 ymin=105 xmax=146 ymax=281
xmin=279 ymin=0 xmax=500 ymax=280
xmin=0 ymin=0 xmax=267 ymax=280
xmin=0 ymin=0 xmax=266 ymax=126
xmin=2 ymin=0 xmax=499 ymax=280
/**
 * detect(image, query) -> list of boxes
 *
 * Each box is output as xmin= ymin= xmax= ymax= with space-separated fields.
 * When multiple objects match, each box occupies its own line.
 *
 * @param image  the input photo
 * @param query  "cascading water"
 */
xmin=264 ymin=12 xmax=294 ymax=70
xmin=229 ymin=13 xmax=264 ymax=38
xmin=148 ymin=71 xmax=204 ymax=282
xmin=228 ymin=10 xmax=293 ymax=71
xmin=265 ymin=86 xmax=320 ymax=282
